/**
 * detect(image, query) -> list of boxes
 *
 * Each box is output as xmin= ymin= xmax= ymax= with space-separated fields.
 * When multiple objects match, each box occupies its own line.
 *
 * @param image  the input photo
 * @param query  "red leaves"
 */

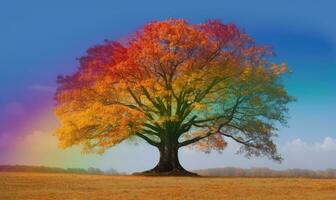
xmin=78 ymin=41 xmax=128 ymax=79
xmin=55 ymin=18 xmax=275 ymax=113
xmin=201 ymin=20 xmax=241 ymax=43
xmin=57 ymin=19 xmax=272 ymax=93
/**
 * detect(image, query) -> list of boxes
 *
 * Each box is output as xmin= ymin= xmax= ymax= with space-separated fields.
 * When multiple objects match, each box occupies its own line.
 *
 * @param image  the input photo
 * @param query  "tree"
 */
xmin=54 ymin=19 xmax=294 ymax=175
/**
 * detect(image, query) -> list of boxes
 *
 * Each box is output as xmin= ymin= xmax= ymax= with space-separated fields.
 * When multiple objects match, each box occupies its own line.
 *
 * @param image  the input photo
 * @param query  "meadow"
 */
xmin=1 ymin=172 xmax=336 ymax=200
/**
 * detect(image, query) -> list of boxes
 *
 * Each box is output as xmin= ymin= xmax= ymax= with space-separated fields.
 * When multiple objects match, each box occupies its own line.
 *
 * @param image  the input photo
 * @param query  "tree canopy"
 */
xmin=54 ymin=19 xmax=294 ymax=174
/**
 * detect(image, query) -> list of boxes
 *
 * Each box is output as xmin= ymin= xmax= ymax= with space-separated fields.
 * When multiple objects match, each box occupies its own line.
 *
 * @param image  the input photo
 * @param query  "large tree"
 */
xmin=54 ymin=19 xmax=294 ymax=175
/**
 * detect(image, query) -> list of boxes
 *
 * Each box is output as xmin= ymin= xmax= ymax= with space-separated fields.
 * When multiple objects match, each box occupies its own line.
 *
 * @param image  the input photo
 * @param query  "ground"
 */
xmin=1 ymin=172 xmax=336 ymax=200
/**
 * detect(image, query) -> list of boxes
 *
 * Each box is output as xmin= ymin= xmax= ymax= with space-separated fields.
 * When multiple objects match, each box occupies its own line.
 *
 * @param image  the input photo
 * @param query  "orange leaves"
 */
xmin=183 ymin=130 xmax=228 ymax=153
xmin=127 ymin=19 xmax=208 ymax=79
xmin=270 ymin=63 xmax=288 ymax=76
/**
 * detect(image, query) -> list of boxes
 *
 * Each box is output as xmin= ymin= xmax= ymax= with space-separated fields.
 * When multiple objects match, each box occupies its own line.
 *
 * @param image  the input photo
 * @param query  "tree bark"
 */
xmin=136 ymin=139 xmax=198 ymax=176
xmin=153 ymin=144 xmax=183 ymax=172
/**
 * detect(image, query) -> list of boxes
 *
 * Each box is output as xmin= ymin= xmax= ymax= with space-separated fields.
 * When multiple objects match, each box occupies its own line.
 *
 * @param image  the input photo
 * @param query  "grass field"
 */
xmin=1 ymin=172 xmax=336 ymax=200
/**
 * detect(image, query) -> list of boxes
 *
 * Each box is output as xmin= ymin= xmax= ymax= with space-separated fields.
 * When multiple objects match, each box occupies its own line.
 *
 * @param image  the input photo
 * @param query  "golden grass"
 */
xmin=1 ymin=172 xmax=336 ymax=200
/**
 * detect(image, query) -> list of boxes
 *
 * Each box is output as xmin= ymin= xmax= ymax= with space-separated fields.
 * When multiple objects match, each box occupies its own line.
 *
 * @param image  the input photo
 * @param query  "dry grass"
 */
xmin=1 ymin=172 xmax=336 ymax=200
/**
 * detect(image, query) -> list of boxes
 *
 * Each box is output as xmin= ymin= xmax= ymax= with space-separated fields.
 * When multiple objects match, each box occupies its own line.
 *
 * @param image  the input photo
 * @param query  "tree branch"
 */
xmin=191 ymin=96 xmax=244 ymax=126
xmin=219 ymin=132 xmax=254 ymax=147
xmin=136 ymin=133 xmax=160 ymax=147
xmin=178 ymin=131 xmax=213 ymax=147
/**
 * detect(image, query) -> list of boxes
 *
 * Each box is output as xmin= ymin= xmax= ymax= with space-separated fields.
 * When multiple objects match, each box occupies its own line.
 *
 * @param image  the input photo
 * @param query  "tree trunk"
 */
xmin=153 ymin=144 xmax=183 ymax=172
xmin=137 ymin=142 xmax=198 ymax=176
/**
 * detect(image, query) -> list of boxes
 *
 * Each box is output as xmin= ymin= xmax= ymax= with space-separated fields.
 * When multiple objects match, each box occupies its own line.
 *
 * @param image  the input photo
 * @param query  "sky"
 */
xmin=0 ymin=0 xmax=335 ymax=173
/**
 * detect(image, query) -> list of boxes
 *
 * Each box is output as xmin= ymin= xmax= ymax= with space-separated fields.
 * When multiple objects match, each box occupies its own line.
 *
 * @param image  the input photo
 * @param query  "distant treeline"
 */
xmin=194 ymin=167 xmax=336 ymax=178
xmin=0 ymin=165 xmax=123 ymax=175
xmin=2 ymin=165 xmax=336 ymax=178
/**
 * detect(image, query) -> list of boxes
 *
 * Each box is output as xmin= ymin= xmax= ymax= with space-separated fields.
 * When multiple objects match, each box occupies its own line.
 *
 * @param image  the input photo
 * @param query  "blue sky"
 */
xmin=0 ymin=0 xmax=335 ymax=172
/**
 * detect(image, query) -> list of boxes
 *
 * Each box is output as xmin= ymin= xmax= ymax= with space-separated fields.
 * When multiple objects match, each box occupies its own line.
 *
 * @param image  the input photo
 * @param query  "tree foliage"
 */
xmin=54 ymin=19 xmax=293 ymax=164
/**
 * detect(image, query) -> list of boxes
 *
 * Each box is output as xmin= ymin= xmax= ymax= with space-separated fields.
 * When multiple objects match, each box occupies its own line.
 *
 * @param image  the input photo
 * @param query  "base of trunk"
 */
xmin=133 ymin=163 xmax=198 ymax=176
xmin=133 ymin=168 xmax=199 ymax=176
xmin=133 ymin=145 xmax=198 ymax=176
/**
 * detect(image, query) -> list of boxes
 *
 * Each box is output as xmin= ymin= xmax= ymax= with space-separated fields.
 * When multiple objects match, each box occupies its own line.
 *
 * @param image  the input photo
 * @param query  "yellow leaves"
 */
xmin=271 ymin=63 xmax=288 ymax=76
xmin=54 ymin=98 xmax=145 ymax=153
xmin=241 ymin=66 xmax=252 ymax=81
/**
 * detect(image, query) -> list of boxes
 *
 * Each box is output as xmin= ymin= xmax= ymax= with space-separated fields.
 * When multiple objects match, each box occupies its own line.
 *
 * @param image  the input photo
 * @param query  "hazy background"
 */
xmin=0 ymin=0 xmax=335 ymax=173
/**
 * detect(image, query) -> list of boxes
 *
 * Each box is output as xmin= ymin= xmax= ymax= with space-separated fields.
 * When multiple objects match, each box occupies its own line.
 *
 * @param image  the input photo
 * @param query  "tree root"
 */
xmin=133 ymin=168 xmax=199 ymax=177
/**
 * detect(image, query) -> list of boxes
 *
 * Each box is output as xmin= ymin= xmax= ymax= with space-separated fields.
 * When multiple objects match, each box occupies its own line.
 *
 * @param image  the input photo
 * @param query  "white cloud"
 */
xmin=318 ymin=137 xmax=336 ymax=151
xmin=180 ymin=137 xmax=336 ymax=171
xmin=29 ymin=85 xmax=55 ymax=93
xmin=285 ymin=137 xmax=336 ymax=152
xmin=281 ymin=137 xmax=336 ymax=169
